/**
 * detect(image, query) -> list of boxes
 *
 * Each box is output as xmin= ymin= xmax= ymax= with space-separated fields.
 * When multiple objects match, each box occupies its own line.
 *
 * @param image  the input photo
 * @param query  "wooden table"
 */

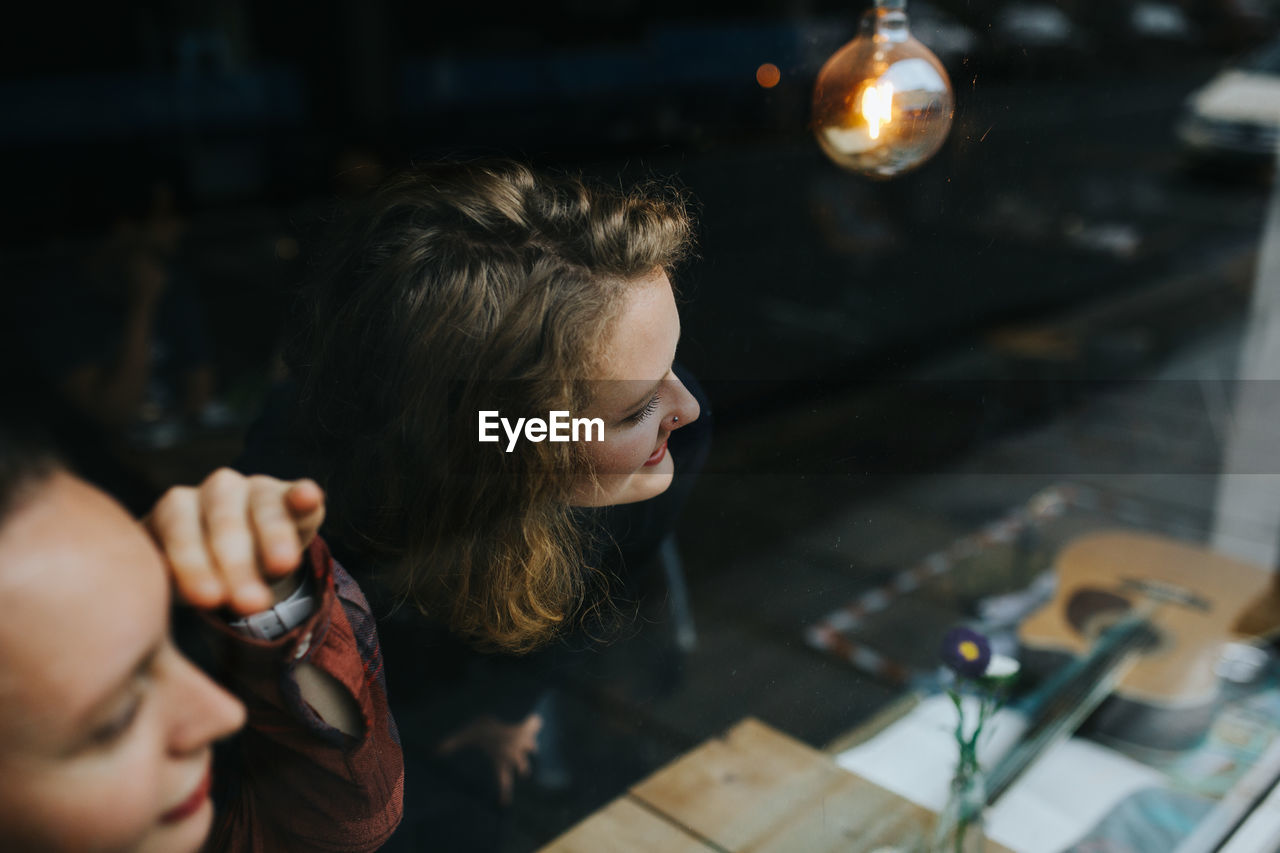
xmin=539 ymin=717 xmax=1013 ymax=853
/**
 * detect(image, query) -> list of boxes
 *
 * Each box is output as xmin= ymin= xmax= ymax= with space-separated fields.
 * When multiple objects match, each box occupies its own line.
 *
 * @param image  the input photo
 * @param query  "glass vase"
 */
xmin=931 ymin=764 xmax=986 ymax=853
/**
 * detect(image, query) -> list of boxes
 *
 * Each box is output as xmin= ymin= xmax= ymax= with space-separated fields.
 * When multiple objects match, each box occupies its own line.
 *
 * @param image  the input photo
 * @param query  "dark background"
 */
xmin=2 ymin=1 xmax=1273 ymax=425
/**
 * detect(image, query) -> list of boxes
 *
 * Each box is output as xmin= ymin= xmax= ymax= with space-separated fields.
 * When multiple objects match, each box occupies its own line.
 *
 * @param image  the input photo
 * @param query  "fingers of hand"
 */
xmin=285 ymin=478 xmax=324 ymax=515
xmin=249 ymin=476 xmax=305 ymax=577
xmin=284 ymin=479 xmax=326 ymax=548
xmin=515 ymin=714 xmax=542 ymax=754
xmin=511 ymin=714 xmax=539 ymax=781
xmin=498 ymin=766 xmax=514 ymax=805
xmin=433 ymin=716 xmax=537 ymax=806
xmin=202 ymin=469 xmax=272 ymax=614
xmin=149 ymin=486 xmax=223 ymax=608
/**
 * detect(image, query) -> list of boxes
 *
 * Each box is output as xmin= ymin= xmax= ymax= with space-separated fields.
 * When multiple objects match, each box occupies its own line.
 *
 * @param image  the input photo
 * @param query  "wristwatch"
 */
xmin=228 ymin=574 xmax=316 ymax=641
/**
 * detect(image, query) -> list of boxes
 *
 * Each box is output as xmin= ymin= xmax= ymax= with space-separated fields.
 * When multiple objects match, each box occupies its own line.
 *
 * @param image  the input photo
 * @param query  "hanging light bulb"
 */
xmin=812 ymin=0 xmax=955 ymax=178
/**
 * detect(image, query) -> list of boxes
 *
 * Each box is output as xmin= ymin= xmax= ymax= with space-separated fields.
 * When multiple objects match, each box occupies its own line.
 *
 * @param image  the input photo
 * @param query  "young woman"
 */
xmin=0 ymin=430 xmax=403 ymax=853
xmin=244 ymin=159 xmax=709 ymax=821
xmin=280 ymin=158 xmax=703 ymax=650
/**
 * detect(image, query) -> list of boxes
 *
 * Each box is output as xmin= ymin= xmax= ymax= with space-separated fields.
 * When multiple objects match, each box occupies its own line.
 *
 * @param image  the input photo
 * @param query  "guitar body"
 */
xmin=1018 ymin=531 xmax=1275 ymax=750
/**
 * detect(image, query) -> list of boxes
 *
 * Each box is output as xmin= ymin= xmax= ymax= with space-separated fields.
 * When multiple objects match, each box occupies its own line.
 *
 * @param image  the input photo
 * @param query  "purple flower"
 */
xmin=940 ymin=626 xmax=991 ymax=679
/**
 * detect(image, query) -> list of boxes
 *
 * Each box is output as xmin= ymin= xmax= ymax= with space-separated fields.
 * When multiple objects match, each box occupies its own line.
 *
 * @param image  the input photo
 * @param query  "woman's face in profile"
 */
xmin=571 ymin=268 xmax=701 ymax=507
xmin=0 ymin=473 xmax=245 ymax=853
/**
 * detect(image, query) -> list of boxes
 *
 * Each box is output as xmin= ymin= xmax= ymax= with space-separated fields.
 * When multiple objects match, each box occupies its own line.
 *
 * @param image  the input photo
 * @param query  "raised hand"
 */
xmin=143 ymin=468 xmax=325 ymax=616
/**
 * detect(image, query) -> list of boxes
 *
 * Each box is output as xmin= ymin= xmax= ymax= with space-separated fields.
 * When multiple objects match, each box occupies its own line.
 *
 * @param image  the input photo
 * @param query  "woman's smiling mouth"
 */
xmin=160 ymin=766 xmax=212 ymax=824
xmin=643 ymin=440 xmax=667 ymax=467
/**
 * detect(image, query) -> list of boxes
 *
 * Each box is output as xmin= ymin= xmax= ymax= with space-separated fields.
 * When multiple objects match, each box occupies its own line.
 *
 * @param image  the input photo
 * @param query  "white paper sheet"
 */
xmin=835 ymin=695 xmax=1168 ymax=853
xmin=1220 ymin=777 xmax=1280 ymax=853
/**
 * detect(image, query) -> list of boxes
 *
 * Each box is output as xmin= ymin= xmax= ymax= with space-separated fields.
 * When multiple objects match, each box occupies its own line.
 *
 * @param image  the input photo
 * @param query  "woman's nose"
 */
xmin=167 ymin=649 xmax=247 ymax=756
xmin=666 ymin=374 xmax=700 ymax=431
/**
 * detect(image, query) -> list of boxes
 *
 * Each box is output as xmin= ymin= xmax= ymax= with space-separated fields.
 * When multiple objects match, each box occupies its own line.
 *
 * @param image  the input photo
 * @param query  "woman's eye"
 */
xmin=90 ymin=698 xmax=142 ymax=747
xmin=624 ymin=393 xmax=661 ymax=425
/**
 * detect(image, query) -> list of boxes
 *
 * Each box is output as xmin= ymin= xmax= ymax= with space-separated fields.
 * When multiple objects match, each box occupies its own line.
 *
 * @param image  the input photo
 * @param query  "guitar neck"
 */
xmin=986 ymin=617 xmax=1155 ymax=805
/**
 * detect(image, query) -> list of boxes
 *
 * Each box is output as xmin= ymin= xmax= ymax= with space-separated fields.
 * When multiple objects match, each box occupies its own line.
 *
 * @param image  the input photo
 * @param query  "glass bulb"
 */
xmin=812 ymin=0 xmax=955 ymax=179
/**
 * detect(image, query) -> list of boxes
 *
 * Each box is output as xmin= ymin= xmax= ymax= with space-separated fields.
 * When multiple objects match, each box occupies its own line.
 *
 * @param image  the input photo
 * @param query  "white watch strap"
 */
xmin=228 ymin=574 xmax=316 ymax=641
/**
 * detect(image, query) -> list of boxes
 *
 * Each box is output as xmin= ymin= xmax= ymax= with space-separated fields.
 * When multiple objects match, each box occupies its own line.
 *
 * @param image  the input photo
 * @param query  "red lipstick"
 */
xmin=643 ymin=440 xmax=667 ymax=467
xmin=161 ymin=767 xmax=212 ymax=824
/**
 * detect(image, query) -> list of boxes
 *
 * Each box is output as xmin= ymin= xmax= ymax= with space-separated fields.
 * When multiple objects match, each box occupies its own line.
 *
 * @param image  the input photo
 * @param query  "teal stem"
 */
xmin=943 ymin=684 xmax=999 ymax=852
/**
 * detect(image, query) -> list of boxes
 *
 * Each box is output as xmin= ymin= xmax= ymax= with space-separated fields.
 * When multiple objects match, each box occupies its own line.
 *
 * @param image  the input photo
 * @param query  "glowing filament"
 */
xmin=861 ymin=80 xmax=894 ymax=140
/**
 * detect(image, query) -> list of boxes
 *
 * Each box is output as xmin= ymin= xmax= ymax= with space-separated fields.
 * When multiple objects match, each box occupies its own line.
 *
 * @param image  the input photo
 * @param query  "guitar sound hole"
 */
xmin=1066 ymin=589 xmax=1165 ymax=652
xmin=1066 ymin=589 xmax=1131 ymax=636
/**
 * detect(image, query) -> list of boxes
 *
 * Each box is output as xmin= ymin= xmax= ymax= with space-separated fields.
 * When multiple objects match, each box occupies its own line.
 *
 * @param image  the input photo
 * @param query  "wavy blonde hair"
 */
xmin=286 ymin=160 xmax=692 ymax=652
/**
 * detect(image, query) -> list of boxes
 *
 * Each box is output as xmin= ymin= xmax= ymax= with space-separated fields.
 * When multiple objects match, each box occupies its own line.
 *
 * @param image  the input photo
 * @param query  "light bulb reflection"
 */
xmin=812 ymin=1 xmax=954 ymax=178
xmin=862 ymin=80 xmax=893 ymax=140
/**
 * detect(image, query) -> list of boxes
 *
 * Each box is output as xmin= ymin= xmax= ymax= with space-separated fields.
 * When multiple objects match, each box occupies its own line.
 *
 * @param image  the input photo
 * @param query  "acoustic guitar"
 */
xmin=983 ymin=530 xmax=1278 ymax=805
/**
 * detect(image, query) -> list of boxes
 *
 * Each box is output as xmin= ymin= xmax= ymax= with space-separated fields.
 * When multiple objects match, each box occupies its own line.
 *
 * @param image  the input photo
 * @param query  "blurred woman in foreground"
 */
xmin=0 ymin=427 xmax=403 ymax=852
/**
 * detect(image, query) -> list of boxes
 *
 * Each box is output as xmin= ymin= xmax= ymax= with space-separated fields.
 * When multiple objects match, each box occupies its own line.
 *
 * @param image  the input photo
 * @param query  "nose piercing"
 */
xmin=671 ymin=415 xmax=679 ymax=425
